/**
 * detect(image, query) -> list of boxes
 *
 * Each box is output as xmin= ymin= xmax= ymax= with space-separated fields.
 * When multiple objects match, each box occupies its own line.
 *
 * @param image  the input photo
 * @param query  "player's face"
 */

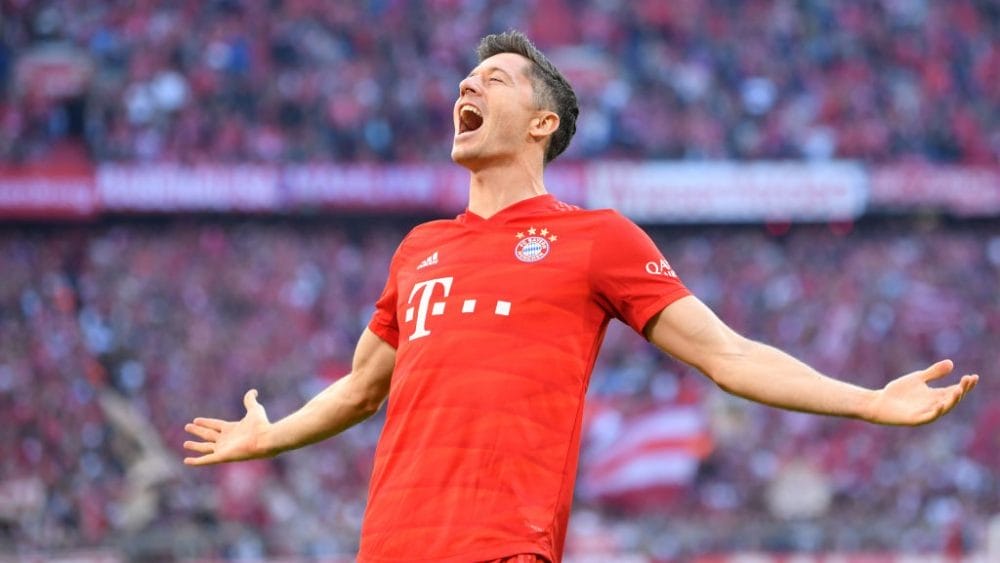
xmin=451 ymin=53 xmax=544 ymax=169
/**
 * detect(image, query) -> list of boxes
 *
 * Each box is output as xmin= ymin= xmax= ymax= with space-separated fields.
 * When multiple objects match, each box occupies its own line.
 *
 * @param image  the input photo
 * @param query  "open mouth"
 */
xmin=458 ymin=104 xmax=484 ymax=134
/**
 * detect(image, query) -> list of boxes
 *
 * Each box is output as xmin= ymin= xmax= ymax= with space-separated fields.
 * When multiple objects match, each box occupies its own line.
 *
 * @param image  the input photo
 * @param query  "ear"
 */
xmin=528 ymin=110 xmax=560 ymax=142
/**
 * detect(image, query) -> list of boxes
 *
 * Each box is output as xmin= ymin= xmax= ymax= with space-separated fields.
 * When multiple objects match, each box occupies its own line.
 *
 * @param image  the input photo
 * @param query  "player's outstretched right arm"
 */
xmin=183 ymin=328 xmax=396 ymax=466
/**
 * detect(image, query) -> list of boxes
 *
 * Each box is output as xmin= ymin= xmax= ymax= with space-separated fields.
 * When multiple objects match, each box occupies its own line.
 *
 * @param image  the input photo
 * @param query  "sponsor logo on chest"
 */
xmin=403 ymin=276 xmax=512 ymax=341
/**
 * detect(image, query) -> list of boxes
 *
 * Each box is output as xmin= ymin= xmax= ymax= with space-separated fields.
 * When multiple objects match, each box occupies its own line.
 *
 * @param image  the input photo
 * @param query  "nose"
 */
xmin=459 ymin=75 xmax=481 ymax=97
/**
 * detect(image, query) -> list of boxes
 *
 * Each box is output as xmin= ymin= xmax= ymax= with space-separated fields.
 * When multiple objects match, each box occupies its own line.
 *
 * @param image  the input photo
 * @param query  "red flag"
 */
xmin=580 ymin=401 xmax=713 ymax=509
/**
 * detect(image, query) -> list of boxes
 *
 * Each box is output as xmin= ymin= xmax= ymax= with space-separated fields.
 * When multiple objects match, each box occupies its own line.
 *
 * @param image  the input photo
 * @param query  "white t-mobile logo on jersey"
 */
xmin=404 ymin=276 xmax=512 ymax=341
xmin=406 ymin=277 xmax=453 ymax=340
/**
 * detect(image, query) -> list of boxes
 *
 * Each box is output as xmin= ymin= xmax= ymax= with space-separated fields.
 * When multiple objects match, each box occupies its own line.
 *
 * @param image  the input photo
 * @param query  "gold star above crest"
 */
xmin=527 ymin=227 xmax=537 ymax=235
xmin=540 ymin=228 xmax=549 ymax=236
xmin=548 ymin=235 xmax=558 ymax=242
xmin=515 ymin=232 xmax=525 ymax=239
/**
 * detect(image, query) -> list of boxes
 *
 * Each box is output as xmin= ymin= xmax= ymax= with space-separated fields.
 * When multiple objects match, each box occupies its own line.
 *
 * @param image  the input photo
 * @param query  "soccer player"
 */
xmin=183 ymin=31 xmax=978 ymax=562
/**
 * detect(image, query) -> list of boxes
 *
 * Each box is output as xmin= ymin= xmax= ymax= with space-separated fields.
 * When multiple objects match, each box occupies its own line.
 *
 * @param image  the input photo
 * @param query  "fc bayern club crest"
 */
xmin=514 ymin=227 xmax=557 ymax=263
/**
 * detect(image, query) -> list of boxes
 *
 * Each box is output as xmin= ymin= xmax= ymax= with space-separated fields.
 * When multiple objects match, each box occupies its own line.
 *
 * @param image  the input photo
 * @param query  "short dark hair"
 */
xmin=476 ymin=30 xmax=579 ymax=165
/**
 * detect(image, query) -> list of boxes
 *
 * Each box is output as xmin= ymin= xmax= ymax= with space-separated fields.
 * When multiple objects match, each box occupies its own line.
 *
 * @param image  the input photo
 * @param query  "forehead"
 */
xmin=470 ymin=52 xmax=534 ymax=80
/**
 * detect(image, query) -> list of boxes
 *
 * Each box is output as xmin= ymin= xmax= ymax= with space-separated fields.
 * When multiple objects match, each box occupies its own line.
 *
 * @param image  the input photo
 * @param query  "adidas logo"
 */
xmin=416 ymin=251 xmax=439 ymax=270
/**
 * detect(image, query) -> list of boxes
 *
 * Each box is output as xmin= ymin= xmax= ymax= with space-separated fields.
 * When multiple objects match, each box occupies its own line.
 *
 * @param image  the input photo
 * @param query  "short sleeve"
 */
xmin=590 ymin=211 xmax=691 ymax=335
xmin=367 ymin=239 xmax=408 ymax=349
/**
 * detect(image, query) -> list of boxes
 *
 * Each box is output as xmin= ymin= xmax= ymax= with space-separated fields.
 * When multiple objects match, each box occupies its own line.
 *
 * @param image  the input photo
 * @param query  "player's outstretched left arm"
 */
xmin=645 ymin=296 xmax=978 ymax=426
xmin=183 ymin=328 xmax=396 ymax=465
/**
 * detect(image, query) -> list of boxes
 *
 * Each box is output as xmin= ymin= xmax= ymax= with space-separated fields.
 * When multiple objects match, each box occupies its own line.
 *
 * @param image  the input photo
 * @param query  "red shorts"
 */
xmin=483 ymin=556 xmax=549 ymax=563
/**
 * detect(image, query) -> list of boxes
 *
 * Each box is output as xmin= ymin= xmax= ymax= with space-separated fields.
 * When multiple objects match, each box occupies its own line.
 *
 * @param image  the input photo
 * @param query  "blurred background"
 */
xmin=0 ymin=0 xmax=998 ymax=561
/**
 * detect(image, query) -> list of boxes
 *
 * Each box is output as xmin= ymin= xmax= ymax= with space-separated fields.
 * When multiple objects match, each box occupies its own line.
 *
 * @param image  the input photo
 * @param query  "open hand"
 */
xmin=867 ymin=360 xmax=978 ymax=426
xmin=183 ymin=389 xmax=272 ymax=465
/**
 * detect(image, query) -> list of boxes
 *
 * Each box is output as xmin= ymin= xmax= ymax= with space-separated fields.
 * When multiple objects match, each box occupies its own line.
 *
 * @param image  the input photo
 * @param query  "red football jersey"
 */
xmin=362 ymin=194 xmax=689 ymax=562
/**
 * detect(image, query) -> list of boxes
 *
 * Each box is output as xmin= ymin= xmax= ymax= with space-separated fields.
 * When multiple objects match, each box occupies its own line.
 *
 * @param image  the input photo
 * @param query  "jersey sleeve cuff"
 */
xmin=629 ymin=286 xmax=692 ymax=337
xmin=367 ymin=318 xmax=400 ymax=349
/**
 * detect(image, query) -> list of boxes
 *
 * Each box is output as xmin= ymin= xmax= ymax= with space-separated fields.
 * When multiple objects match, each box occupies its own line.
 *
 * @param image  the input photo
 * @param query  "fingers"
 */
xmin=183 ymin=440 xmax=219 ymax=466
xmin=184 ymin=453 xmax=219 ymax=466
xmin=192 ymin=417 xmax=227 ymax=431
xmin=956 ymin=374 xmax=978 ymax=403
xmin=184 ymin=422 xmax=220 ymax=442
xmin=960 ymin=374 xmax=979 ymax=393
xmin=920 ymin=359 xmax=954 ymax=382
xmin=931 ymin=375 xmax=979 ymax=421
xmin=941 ymin=374 xmax=978 ymax=401
xmin=183 ymin=440 xmax=214 ymax=454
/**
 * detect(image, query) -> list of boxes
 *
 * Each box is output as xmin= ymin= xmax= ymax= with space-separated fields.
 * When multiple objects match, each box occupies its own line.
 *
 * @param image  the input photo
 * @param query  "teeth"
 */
xmin=458 ymin=104 xmax=484 ymax=134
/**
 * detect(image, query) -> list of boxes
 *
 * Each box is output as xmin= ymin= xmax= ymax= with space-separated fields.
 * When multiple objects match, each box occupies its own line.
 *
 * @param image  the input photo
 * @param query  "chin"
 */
xmin=451 ymin=141 xmax=506 ymax=171
xmin=450 ymin=146 xmax=478 ymax=169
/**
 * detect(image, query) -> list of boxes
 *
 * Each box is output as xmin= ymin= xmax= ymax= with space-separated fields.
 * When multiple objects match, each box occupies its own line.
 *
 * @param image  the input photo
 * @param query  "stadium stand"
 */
xmin=1 ymin=0 xmax=997 ymax=560
xmin=0 ymin=0 xmax=997 ymax=165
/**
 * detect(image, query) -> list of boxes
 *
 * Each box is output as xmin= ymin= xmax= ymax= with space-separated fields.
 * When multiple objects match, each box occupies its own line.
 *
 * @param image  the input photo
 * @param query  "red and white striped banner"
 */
xmin=579 ymin=402 xmax=713 ymax=508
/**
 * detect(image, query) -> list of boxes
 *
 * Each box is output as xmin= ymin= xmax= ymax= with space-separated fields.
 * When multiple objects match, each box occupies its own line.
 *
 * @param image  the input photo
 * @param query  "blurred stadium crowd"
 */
xmin=1 ymin=0 xmax=998 ymax=165
xmin=2 ymin=0 xmax=999 ymax=560
xmin=1 ymin=218 xmax=997 ymax=559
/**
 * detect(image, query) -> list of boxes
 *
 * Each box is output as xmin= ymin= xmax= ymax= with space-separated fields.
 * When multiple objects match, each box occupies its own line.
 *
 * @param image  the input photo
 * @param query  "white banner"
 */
xmin=281 ymin=163 xmax=587 ymax=211
xmin=97 ymin=164 xmax=281 ymax=211
xmin=0 ymin=167 xmax=97 ymax=218
xmin=586 ymin=161 xmax=869 ymax=222
xmin=19 ymin=161 xmax=874 ymax=220
xmin=872 ymin=165 xmax=1000 ymax=216
xmin=282 ymin=164 xmax=467 ymax=210
xmin=0 ymin=176 xmax=96 ymax=217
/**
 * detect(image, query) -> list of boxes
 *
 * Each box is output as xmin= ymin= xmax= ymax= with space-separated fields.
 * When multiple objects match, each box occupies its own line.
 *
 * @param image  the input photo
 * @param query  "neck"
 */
xmin=466 ymin=157 xmax=547 ymax=219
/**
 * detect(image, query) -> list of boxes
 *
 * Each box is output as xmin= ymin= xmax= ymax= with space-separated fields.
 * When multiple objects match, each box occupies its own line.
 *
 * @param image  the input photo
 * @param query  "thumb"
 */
xmin=921 ymin=359 xmax=954 ymax=383
xmin=243 ymin=388 xmax=262 ymax=412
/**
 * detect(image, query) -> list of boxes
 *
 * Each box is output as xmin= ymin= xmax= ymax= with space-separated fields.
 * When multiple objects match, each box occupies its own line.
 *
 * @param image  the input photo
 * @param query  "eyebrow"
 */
xmin=466 ymin=66 xmax=516 ymax=81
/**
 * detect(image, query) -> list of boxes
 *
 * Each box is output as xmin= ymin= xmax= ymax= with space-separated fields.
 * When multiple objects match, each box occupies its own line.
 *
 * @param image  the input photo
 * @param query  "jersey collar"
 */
xmin=457 ymin=194 xmax=561 ymax=226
